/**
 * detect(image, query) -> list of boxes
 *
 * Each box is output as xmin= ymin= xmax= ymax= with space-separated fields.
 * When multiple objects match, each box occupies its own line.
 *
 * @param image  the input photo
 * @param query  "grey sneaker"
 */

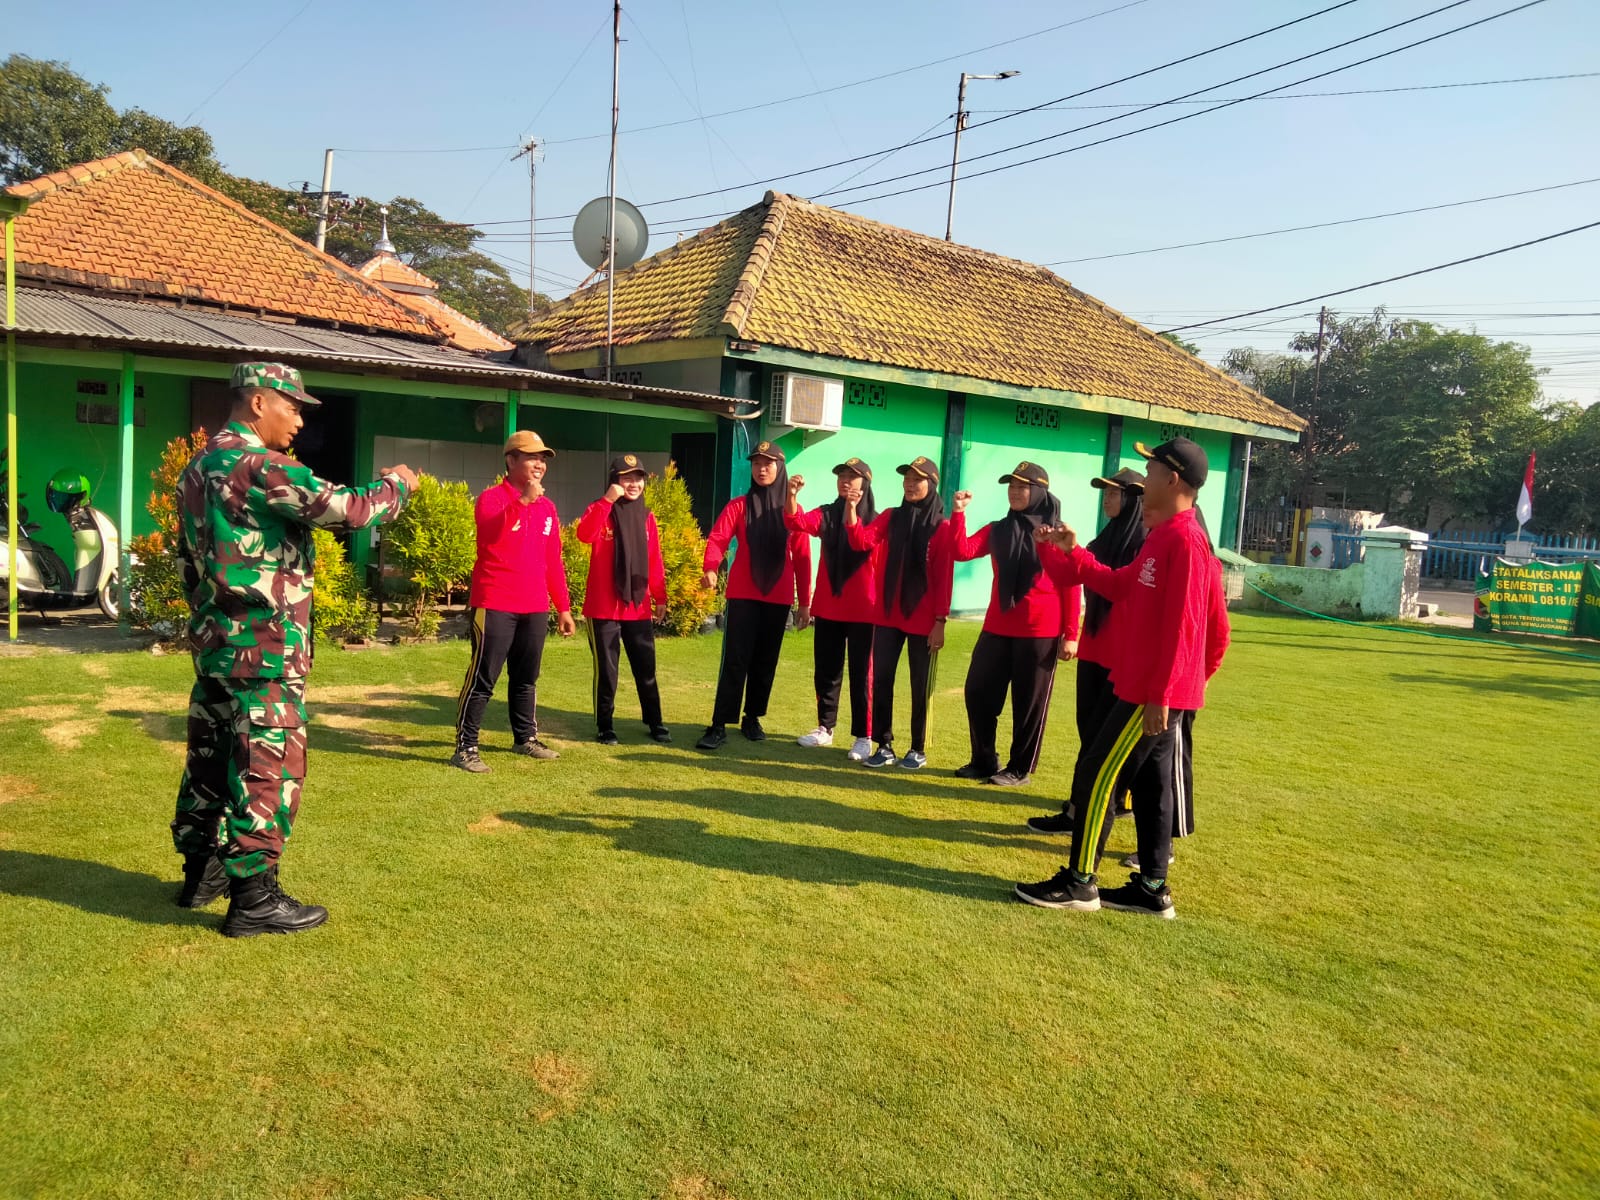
xmin=450 ymin=747 xmax=490 ymax=773
xmin=898 ymin=749 xmax=927 ymax=770
xmin=513 ymin=739 xmax=560 ymax=760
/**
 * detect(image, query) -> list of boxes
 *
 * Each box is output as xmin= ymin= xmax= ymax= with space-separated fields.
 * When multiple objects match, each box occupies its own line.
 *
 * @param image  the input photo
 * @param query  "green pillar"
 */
xmin=4 ymin=215 xmax=18 ymax=641
xmin=939 ymin=392 xmax=966 ymax=508
xmin=504 ymin=388 xmax=518 ymax=442
xmin=1097 ymin=415 xmax=1123 ymax=534
xmin=118 ymin=352 xmax=135 ymax=627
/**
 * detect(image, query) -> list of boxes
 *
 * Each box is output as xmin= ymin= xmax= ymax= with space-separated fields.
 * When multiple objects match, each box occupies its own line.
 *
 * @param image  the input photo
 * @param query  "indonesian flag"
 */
xmin=1516 ymin=451 xmax=1536 ymax=527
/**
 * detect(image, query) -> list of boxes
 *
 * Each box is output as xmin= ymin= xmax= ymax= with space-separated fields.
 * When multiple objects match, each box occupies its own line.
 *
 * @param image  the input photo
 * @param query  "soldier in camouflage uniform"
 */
xmin=170 ymin=362 xmax=417 ymax=938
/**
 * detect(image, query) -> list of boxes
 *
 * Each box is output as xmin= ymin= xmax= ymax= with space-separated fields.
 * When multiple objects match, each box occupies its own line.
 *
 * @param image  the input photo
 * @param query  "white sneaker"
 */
xmin=847 ymin=737 xmax=872 ymax=761
xmin=797 ymin=726 xmax=834 ymax=748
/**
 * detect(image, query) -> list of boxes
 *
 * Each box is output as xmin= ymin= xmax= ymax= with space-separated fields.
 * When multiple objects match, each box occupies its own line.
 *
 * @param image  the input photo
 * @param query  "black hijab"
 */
xmin=994 ymin=484 xmax=1060 ymax=611
xmin=819 ymin=481 xmax=877 ymax=594
xmin=884 ymin=489 xmax=944 ymax=618
xmin=609 ymin=470 xmax=650 ymax=607
xmin=744 ymin=461 xmax=790 ymax=594
xmin=1083 ymin=486 xmax=1146 ymax=636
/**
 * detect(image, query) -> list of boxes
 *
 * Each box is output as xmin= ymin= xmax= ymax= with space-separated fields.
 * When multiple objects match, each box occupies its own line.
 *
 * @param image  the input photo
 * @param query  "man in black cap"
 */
xmin=1017 ymin=437 xmax=1228 ymax=919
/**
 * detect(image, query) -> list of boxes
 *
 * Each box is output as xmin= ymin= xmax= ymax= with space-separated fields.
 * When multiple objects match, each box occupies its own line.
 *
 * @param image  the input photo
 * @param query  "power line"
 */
xmin=1047 ymin=176 xmax=1600 ymax=265
xmin=832 ymin=0 xmax=1555 ymax=211
xmin=818 ymin=0 xmax=1533 ymax=206
xmin=510 ymin=0 xmax=1367 ymax=223
xmin=538 ymin=0 xmax=1156 ymax=146
xmin=1157 ymin=220 xmax=1600 ymax=335
xmin=965 ymin=69 xmax=1600 ymax=111
xmin=181 ymin=0 xmax=317 ymax=124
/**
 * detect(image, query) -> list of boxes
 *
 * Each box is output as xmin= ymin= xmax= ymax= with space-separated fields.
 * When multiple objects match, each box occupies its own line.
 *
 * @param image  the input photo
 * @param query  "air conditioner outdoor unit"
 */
xmin=768 ymin=371 xmax=843 ymax=432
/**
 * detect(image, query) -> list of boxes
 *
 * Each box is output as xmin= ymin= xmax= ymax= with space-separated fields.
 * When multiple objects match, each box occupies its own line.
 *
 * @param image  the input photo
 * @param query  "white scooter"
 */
xmin=0 ymin=457 xmax=122 ymax=621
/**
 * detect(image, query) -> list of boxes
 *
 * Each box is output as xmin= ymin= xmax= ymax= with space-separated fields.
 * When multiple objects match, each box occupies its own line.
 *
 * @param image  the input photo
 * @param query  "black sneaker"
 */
xmin=987 ymin=770 xmax=1032 ymax=787
xmin=596 ymin=730 xmax=619 ymax=746
xmin=1013 ymin=868 xmax=1100 ymax=911
xmin=649 ymin=725 xmax=672 ymax=744
xmin=513 ymin=739 xmax=560 ymax=760
xmin=954 ymin=760 xmax=999 ymax=780
xmin=450 ymin=747 xmax=490 ymax=773
xmin=864 ymin=744 xmax=897 ymax=768
xmin=695 ymin=725 xmax=727 ymax=751
xmin=898 ymin=749 xmax=927 ymax=770
xmin=740 ymin=716 xmax=766 ymax=741
xmin=1100 ymin=873 xmax=1175 ymax=919
xmin=1025 ymin=810 xmax=1074 ymax=834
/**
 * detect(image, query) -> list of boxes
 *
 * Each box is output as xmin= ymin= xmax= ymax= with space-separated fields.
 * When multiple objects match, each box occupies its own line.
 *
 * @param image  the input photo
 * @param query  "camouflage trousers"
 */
xmin=170 ymin=676 xmax=307 ymax=880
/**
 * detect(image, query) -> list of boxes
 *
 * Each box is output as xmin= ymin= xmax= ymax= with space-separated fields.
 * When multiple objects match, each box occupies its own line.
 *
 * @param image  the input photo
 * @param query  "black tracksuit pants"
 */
xmin=872 ymin=625 xmax=932 ymax=753
xmin=456 ymin=608 xmax=548 ymax=750
xmin=813 ymin=616 xmax=873 ymax=737
xmin=962 ymin=630 xmax=1060 ymax=776
xmin=1065 ymin=699 xmax=1197 ymax=881
xmin=712 ymin=598 xmax=790 ymax=727
xmin=1075 ymin=658 xmax=1131 ymax=818
xmin=588 ymin=618 xmax=663 ymax=734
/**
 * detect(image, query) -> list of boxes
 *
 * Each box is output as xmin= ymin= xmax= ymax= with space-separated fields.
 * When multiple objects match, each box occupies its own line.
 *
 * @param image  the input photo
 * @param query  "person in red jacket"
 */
xmin=785 ymin=457 xmax=878 ymax=761
xmin=452 ymin=430 xmax=576 ymax=772
xmin=695 ymin=440 xmax=813 ymax=750
xmin=1027 ymin=467 xmax=1147 ymax=834
xmin=576 ymin=454 xmax=670 ymax=746
xmin=1014 ymin=437 xmax=1229 ymax=920
xmin=844 ymin=455 xmax=954 ymax=771
xmin=949 ymin=462 xmax=1082 ymax=787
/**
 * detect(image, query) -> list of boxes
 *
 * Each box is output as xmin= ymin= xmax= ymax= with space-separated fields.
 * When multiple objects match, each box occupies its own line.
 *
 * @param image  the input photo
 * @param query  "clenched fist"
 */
xmin=952 ymin=490 xmax=972 ymax=513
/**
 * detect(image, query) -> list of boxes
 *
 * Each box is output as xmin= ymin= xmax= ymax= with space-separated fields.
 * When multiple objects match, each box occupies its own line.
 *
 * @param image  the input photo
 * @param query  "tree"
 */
xmin=1159 ymin=331 xmax=1201 ymax=356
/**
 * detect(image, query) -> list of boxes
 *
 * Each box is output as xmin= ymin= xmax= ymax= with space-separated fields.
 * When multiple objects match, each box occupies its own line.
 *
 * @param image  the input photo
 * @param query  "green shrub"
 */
xmin=311 ymin=529 xmax=378 ymax=644
xmin=382 ymin=473 xmax=476 ymax=638
xmin=647 ymin=461 xmax=719 ymax=637
xmin=126 ymin=429 xmax=208 ymax=637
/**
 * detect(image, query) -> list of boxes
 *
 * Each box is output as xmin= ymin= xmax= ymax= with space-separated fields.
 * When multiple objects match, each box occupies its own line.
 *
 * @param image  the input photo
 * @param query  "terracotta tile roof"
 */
xmin=517 ymin=191 xmax=1304 ymax=433
xmin=355 ymin=250 xmax=515 ymax=352
xmin=356 ymin=252 xmax=438 ymax=292
xmin=4 ymin=151 xmax=441 ymax=340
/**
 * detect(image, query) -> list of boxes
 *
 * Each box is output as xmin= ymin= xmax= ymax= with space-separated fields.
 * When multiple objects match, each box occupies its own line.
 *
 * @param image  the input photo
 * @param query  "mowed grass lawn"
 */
xmin=1 ymin=612 xmax=1597 ymax=1200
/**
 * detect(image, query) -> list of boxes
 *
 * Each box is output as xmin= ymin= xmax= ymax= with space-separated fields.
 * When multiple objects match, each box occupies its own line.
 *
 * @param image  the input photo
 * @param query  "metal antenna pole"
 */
xmin=514 ymin=138 xmax=542 ymax=316
xmin=314 ymin=149 xmax=334 ymax=251
xmin=605 ymin=0 xmax=621 ymax=381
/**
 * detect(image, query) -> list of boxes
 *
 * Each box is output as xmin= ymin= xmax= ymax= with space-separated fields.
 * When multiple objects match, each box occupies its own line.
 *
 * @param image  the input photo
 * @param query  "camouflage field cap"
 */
xmin=231 ymin=362 xmax=320 ymax=406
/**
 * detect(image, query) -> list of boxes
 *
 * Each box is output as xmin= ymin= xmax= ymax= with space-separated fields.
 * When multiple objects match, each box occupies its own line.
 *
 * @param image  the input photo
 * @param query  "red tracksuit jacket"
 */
xmin=949 ymin=511 xmax=1081 ymax=640
xmin=468 ymin=481 xmax=571 ymax=615
xmin=785 ymin=505 xmax=880 ymax=624
xmin=704 ymin=496 xmax=813 ymax=608
xmin=575 ymin=498 xmax=668 ymax=621
xmin=846 ymin=511 xmax=956 ymax=637
xmin=1062 ymin=507 xmax=1229 ymax=711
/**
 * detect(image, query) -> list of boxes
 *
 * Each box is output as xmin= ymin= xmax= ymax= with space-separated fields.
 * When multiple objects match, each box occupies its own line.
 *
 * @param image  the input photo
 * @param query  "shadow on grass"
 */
xmin=612 ymin=750 xmax=1054 ymax=807
xmin=591 ymin=785 xmax=1064 ymax=854
xmin=500 ymin=811 xmax=1009 ymax=903
xmin=0 ymin=850 xmax=216 ymax=927
xmin=1387 ymin=670 xmax=1600 ymax=701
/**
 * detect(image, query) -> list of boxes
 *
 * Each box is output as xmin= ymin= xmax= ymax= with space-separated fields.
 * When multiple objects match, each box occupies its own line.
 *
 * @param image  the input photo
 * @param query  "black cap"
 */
xmin=609 ymin=453 xmax=648 ymax=478
xmin=833 ymin=457 xmax=873 ymax=483
xmin=998 ymin=461 xmax=1049 ymax=487
xmin=897 ymin=456 xmax=940 ymax=484
xmin=1135 ymin=438 xmax=1208 ymax=489
xmin=747 ymin=439 xmax=785 ymax=463
xmin=1091 ymin=467 xmax=1146 ymax=492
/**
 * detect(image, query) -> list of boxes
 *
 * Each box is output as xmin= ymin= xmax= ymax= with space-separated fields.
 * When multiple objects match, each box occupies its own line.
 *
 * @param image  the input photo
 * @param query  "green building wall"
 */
xmin=1117 ymin=416 xmax=1236 ymax=549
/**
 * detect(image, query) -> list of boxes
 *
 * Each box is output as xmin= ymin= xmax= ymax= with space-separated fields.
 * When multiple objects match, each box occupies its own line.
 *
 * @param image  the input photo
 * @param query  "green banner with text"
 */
xmin=1473 ymin=559 xmax=1600 ymax=639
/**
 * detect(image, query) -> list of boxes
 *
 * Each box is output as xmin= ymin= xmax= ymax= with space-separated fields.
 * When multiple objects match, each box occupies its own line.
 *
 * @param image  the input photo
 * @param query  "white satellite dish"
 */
xmin=573 ymin=196 xmax=649 ymax=272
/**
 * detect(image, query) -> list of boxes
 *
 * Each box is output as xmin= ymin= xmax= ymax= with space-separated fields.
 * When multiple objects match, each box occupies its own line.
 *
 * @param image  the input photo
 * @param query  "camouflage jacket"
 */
xmin=177 ymin=422 xmax=409 ymax=680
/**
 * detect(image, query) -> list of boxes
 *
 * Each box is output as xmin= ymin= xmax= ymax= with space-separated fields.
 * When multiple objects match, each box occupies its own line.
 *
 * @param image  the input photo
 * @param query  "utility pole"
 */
xmin=513 ymin=138 xmax=543 ymax=316
xmin=945 ymin=70 xmax=1018 ymax=242
xmin=313 ymin=149 xmax=334 ymax=252
xmin=1305 ymin=305 xmax=1328 ymax=512
xmin=605 ymin=0 xmax=621 ymax=380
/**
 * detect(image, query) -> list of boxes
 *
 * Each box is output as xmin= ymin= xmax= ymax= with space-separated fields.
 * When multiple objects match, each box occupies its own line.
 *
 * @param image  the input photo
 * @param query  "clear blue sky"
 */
xmin=12 ymin=0 xmax=1599 ymax=402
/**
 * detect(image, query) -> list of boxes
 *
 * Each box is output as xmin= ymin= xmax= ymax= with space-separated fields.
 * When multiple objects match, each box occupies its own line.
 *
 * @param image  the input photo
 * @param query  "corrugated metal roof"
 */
xmin=4 ymin=288 xmax=736 ymax=412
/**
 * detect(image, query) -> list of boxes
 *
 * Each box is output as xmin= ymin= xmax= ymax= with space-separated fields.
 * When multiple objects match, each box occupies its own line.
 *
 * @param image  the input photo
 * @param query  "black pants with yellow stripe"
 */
xmin=1066 ymin=699 xmax=1196 ymax=880
xmin=456 ymin=608 xmax=547 ymax=750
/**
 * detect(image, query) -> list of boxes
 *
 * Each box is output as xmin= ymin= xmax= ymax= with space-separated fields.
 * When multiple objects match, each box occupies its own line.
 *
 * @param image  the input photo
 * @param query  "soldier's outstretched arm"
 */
xmin=255 ymin=456 xmax=414 ymax=531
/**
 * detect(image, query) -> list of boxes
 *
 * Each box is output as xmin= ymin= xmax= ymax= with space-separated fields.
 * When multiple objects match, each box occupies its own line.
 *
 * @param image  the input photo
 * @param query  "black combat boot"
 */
xmin=221 ymin=868 xmax=329 ymax=938
xmin=176 ymin=853 xmax=229 ymax=908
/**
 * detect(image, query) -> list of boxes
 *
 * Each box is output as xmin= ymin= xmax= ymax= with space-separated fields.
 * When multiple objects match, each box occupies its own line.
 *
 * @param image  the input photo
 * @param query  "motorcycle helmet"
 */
xmin=46 ymin=470 xmax=91 ymax=514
